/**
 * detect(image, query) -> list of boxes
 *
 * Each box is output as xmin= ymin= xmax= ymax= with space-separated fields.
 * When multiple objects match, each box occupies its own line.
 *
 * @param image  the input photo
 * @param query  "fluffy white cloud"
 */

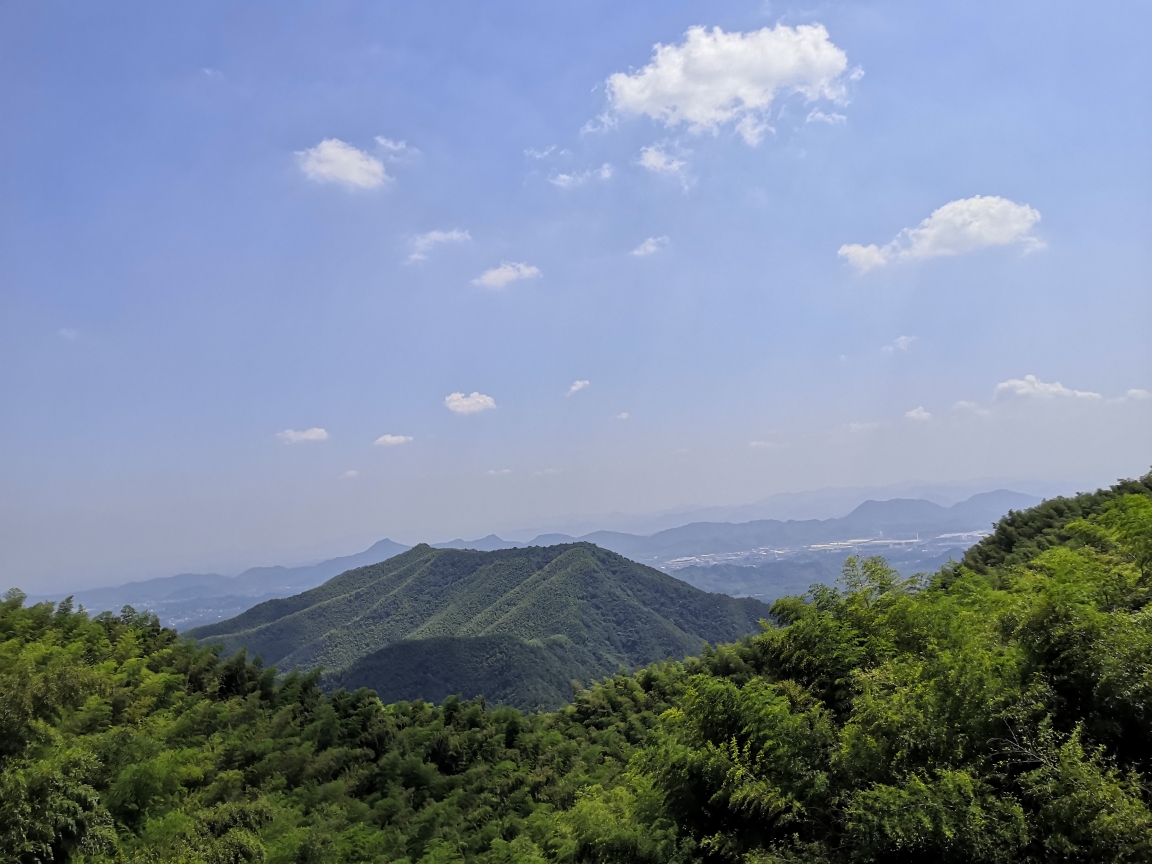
xmin=374 ymin=434 xmax=413 ymax=446
xmin=277 ymin=427 xmax=329 ymax=443
xmin=631 ymin=236 xmax=670 ymax=257
xmin=445 ymin=392 xmax=496 ymax=414
xmin=341 ymin=470 xmax=359 ymax=479
xmin=408 ymin=229 xmax=470 ymax=262
xmin=297 ymin=139 xmax=387 ymax=189
xmin=905 ymin=406 xmax=931 ymax=421
xmin=550 ymin=164 xmax=613 ymax=189
xmin=638 ymin=145 xmax=686 ymax=175
xmin=487 ymin=468 xmax=512 ymax=475
xmin=612 ymin=412 xmax=630 ymax=420
xmin=1121 ymin=388 xmax=1151 ymax=401
xmin=472 ymin=262 xmax=541 ymax=289
xmin=995 ymin=374 xmax=1101 ymax=400
xmin=607 ymin=24 xmax=851 ymax=145
xmin=881 ymin=335 xmax=918 ymax=353
xmin=567 ymin=380 xmax=590 ymax=396
xmin=839 ymin=196 xmax=1043 ymax=271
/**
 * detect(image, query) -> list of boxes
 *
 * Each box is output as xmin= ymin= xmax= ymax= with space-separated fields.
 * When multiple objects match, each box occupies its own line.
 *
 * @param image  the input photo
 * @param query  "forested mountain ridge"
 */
xmin=187 ymin=542 xmax=770 ymax=709
xmin=2 ymin=470 xmax=1151 ymax=863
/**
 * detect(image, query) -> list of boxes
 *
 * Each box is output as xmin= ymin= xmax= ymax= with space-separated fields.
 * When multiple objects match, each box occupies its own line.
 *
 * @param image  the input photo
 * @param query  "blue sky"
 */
xmin=2 ymin=0 xmax=1150 ymax=588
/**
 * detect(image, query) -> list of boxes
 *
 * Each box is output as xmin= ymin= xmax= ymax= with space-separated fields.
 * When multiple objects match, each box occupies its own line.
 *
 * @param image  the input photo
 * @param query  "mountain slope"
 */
xmin=188 ymin=542 xmax=770 ymax=709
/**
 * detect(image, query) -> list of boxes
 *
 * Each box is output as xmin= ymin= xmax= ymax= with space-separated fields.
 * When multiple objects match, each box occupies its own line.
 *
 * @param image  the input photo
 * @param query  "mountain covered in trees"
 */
xmin=2 ymin=469 xmax=1150 ymax=863
xmin=187 ymin=543 xmax=771 ymax=709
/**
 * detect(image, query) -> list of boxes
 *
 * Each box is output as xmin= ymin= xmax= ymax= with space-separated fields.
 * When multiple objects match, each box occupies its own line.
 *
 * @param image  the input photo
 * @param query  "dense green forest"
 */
xmin=3 ymin=471 xmax=1151 ymax=863
xmin=187 ymin=543 xmax=769 ymax=710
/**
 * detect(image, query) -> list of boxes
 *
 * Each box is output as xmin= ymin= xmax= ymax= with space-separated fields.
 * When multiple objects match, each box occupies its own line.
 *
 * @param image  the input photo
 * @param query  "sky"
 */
xmin=2 ymin=0 xmax=1150 ymax=590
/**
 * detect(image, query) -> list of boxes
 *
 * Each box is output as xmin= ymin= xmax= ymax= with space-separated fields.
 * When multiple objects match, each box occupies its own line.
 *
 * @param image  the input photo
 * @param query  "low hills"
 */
xmin=188 ymin=542 xmax=769 ymax=709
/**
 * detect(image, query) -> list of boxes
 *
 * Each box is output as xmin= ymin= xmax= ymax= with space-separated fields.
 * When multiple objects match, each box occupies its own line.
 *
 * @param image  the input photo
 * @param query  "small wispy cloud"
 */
xmin=631 ymin=236 xmax=670 ymax=257
xmin=806 ymin=109 xmax=847 ymax=124
xmin=953 ymin=400 xmax=991 ymax=416
xmin=549 ymin=164 xmax=613 ymax=189
xmin=375 ymin=137 xmax=419 ymax=159
xmin=905 ymin=406 xmax=931 ymax=421
xmin=278 ymin=427 xmax=329 ymax=443
xmin=487 ymin=468 xmax=512 ymax=475
xmin=612 ymin=412 xmax=630 ymax=420
xmin=201 ymin=67 xmax=224 ymax=79
xmin=57 ymin=328 xmax=78 ymax=340
xmin=638 ymin=145 xmax=686 ymax=176
xmin=567 ymin=380 xmax=590 ymax=396
xmin=535 ymin=468 xmax=562 ymax=475
xmin=847 ymin=421 xmax=881 ymax=433
xmin=1116 ymin=388 xmax=1151 ymax=402
xmin=297 ymin=139 xmax=388 ymax=189
xmin=525 ymin=145 xmax=556 ymax=159
xmin=881 ymin=335 xmax=918 ymax=353
xmin=445 ymin=392 xmax=496 ymax=414
xmin=472 ymin=262 xmax=541 ymax=289
xmin=341 ymin=470 xmax=359 ymax=479
xmin=749 ymin=440 xmax=779 ymax=449
xmin=995 ymin=374 xmax=1101 ymax=400
xmin=374 ymin=434 xmax=413 ymax=446
xmin=408 ymin=229 xmax=470 ymax=262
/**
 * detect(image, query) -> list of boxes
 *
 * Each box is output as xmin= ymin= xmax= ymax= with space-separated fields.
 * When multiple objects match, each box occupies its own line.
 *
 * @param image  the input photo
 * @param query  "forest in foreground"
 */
xmin=2 ymin=471 xmax=1151 ymax=863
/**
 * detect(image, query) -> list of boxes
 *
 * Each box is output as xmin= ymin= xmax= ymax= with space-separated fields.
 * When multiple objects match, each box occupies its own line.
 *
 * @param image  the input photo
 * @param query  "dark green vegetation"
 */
xmin=188 ymin=543 xmax=770 ymax=710
xmin=3 ymin=471 xmax=1152 ymax=863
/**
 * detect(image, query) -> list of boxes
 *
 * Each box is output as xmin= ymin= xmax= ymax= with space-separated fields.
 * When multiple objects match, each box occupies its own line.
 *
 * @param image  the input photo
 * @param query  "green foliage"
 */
xmin=2 ymin=478 xmax=1152 ymax=862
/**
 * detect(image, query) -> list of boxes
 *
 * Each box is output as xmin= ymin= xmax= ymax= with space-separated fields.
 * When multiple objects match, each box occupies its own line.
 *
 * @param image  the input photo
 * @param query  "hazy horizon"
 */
xmin=3 ymin=1 xmax=1149 ymax=591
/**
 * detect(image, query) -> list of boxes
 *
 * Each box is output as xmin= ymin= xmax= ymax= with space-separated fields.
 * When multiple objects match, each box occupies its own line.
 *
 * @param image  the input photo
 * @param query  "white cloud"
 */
xmin=612 ymin=412 xmax=630 ymax=420
xmin=374 ymin=434 xmax=413 ymax=446
xmin=806 ymin=109 xmax=847 ymax=124
xmin=408 ymin=229 xmax=470 ymax=262
xmin=905 ymin=406 xmax=931 ymax=421
xmin=607 ymin=24 xmax=851 ymax=145
xmin=57 ymin=328 xmax=78 ymax=340
xmin=631 ymin=236 xmax=670 ymax=257
xmin=567 ymin=380 xmax=590 ymax=396
xmin=487 ymin=468 xmax=512 ymax=475
xmin=952 ymin=400 xmax=991 ymax=416
xmin=749 ymin=440 xmax=779 ymax=448
xmin=445 ymin=392 xmax=496 ymax=414
xmin=1120 ymin=388 xmax=1151 ymax=401
xmin=472 ymin=262 xmax=542 ymax=289
xmin=550 ymin=164 xmax=613 ymax=189
xmin=638 ymin=145 xmax=686 ymax=175
xmin=341 ymin=470 xmax=359 ymax=479
xmin=374 ymin=136 xmax=418 ymax=158
xmin=839 ymin=196 xmax=1043 ymax=271
xmin=277 ymin=427 xmax=329 ymax=443
xmin=525 ymin=145 xmax=556 ymax=159
xmin=995 ymin=374 xmax=1101 ymax=400
xmin=535 ymin=468 xmax=561 ymax=475
xmin=848 ymin=421 xmax=881 ymax=433
xmin=881 ymin=335 xmax=919 ymax=354
xmin=297 ymin=139 xmax=388 ymax=189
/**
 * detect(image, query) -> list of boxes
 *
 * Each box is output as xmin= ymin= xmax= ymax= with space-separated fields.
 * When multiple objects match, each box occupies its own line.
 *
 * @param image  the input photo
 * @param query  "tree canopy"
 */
xmin=2 ymin=474 xmax=1151 ymax=863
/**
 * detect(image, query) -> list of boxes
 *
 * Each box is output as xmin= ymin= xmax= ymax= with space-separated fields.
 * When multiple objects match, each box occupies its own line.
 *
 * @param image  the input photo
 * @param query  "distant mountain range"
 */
xmin=21 ymin=489 xmax=1040 ymax=629
xmin=187 ymin=543 xmax=770 ymax=710
xmin=439 ymin=489 xmax=1041 ymax=565
xmin=24 ymin=538 xmax=410 ymax=630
